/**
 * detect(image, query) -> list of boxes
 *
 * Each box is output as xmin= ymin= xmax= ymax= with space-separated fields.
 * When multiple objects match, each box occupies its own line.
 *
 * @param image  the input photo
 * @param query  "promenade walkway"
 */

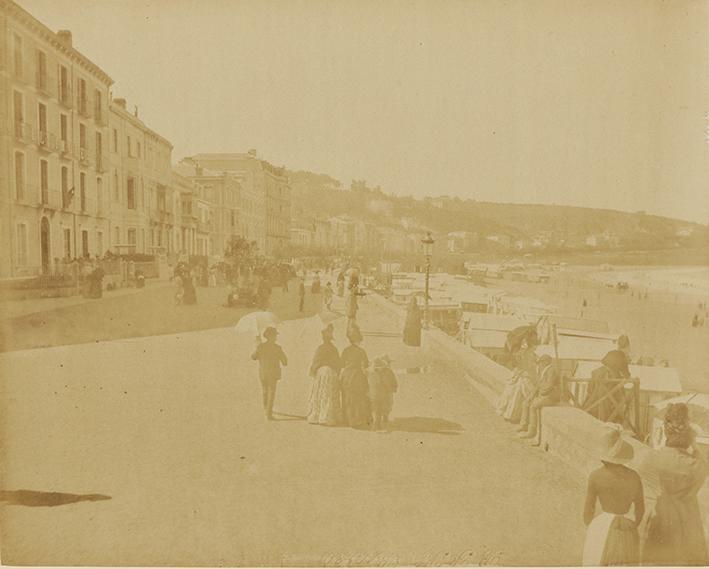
xmin=0 ymin=287 xmax=585 ymax=566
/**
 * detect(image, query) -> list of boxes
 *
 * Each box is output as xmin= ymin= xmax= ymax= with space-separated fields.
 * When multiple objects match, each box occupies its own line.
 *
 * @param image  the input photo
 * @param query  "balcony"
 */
xmin=14 ymin=121 xmax=35 ymax=144
xmin=94 ymin=110 xmax=107 ymax=126
xmin=79 ymin=146 xmax=90 ymax=166
xmin=37 ymin=130 xmax=58 ymax=153
xmin=78 ymin=101 xmax=91 ymax=119
xmin=59 ymin=139 xmax=71 ymax=158
xmin=58 ymin=86 xmax=72 ymax=109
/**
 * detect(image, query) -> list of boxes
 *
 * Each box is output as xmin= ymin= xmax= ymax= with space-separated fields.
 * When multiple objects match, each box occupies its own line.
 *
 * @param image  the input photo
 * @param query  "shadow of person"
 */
xmin=387 ymin=416 xmax=464 ymax=435
xmin=272 ymin=412 xmax=307 ymax=421
xmin=0 ymin=489 xmax=111 ymax=507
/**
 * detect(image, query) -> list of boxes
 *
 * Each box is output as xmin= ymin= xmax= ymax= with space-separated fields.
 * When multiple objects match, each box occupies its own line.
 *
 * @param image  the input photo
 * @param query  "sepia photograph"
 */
xmin=0 ymin=0 xmax=708 ymax=566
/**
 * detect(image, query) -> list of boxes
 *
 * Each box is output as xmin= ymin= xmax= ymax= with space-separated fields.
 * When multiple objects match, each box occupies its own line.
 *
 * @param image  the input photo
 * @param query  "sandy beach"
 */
xmin=489 ymin=266 xmax=709 ymax=394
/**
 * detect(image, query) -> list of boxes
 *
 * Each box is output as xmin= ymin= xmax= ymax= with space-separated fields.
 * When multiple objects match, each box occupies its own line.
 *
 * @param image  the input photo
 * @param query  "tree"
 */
xmin=223 ymin=237 xmax=258 ymax=283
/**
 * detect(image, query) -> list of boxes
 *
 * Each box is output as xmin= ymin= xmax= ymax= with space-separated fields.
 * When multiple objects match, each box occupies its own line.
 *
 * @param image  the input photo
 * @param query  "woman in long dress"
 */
xmin=182 ymin=270 xmax=197 ymax=305
xmin=340 ymin=324 xmax=371 ymax=429
xmin=403 ymin=296 xmax=422 ymax=347
xmin=582 ymin=425 xmax=644 ymax=566
xmin=642 ymin=403 xmax=708 ymax=566
xmin=307 ymin=324 xmax=342 ymax=426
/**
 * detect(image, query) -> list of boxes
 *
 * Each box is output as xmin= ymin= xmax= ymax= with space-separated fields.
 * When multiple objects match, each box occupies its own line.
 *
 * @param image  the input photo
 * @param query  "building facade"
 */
xmin=108 ymin=97 xmax=174 ymax=256
xmin=186 ymin=151 xmax=289 ymax=257
xmin=0 ymin=2 xmax=113 ymax=277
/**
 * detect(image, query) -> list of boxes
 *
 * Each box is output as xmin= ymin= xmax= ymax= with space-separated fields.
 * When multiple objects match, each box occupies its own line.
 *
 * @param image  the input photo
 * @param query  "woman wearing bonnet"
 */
xmin=642 ymin=403 xmax=708 ymax=566
xmin=582 ymin=424 xmax=645 ymax=566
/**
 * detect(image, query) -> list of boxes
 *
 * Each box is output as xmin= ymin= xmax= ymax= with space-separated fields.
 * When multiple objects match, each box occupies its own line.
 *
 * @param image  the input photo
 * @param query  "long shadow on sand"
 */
xmin=387 ymin=416 xmax=464 ymax=435
xmin=0 ymin=489 xmax=111 ymax=507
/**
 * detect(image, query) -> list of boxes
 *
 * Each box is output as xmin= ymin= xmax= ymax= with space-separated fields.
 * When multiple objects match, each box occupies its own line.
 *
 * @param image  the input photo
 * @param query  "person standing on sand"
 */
xmin=582 ymin=425 xmax=645 ymax=566
xmin=250 ymin=327 xmax=288 ymax=420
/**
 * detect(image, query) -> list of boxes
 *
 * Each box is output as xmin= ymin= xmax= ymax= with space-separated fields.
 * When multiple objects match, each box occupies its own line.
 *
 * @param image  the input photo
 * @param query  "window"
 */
xmin=38 ymin=102 xmax=47 ymax=136
xmin=112 ymin=128 xmax=118 ymax=152
xmin=127 ymin=135 xmax=131 ymax=156
xmin=40 ymin=159 xmax=48 ymax=204
xmin=113 ymin=170 xmax=119 ymax=201
xmin=114 ymin=226 xmax=120 ymax=245
xmin=96 ymin=231 xmax=104 ymax=256
xmin=137 ymin=142 xmax=141 ymax=158
xmin=61 ymin=166 xmax=69 ymax=208
xmin=60 ymin=114 xmax=68 ymax=144
xmin=80 ymin=172 xmax=86 ymax=211
xmin=13 ymin=90 xmax=23 ymax=137
xmin=81 ymin=229 xmax=89 ymax=257
xmin=13 ymin=34 xmax=22 ymax=78
xmin=16 ymin=223 xmax=28 ymax=266
xmin=95 ymin=131 xmax=103 ymax=169
xmin=79 ymin=123 xmax=87 ymax=151
xmin=36 ymin=49 xmax=47 ymax=91
xmin=14 ymin=152 xmax=24 ymax=200
xmin=94 ymin=89 xmax=102 ymax=120
xmin=96 ymin=177 xmax=103 ymax=213
xmin=77 ymin=78 xmax=87 ymax=114
xmin=127 ymin=176 xmax=135 ymax=209
xmin=127 ymin=228 xmax=136 ymax=246
xmin=59 ymin=65 xmax=69 ymax=104
xmin=64 ymin=228 xmax=71 ymax=258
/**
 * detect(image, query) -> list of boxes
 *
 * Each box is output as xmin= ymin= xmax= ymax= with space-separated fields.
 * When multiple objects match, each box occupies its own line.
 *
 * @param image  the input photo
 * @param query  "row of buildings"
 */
xmin=0 ymin=0 xmax=291 ymax=279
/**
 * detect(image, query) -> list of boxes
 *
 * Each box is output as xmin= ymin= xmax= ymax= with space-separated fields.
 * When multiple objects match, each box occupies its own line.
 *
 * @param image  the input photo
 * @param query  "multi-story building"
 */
xmin=175 ymin=159 xmax=242 ymax=258
xmin=185 ymin=150 xmax=288 ymax=256
xmin=172 ymin=169 xmax=210 ymax=257
xmin=108 ymin=97 xmax=173 ymax=256
xmin=0 ymin=3 xmax=113 ymax=277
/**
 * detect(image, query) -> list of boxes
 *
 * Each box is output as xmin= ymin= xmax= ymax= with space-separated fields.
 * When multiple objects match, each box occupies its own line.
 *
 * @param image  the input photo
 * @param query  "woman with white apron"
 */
xmin=582 ymin=425 xmax=645 ymax=566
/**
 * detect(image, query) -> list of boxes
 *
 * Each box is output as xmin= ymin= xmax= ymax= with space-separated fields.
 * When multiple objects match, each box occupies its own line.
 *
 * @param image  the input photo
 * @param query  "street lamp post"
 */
xmin=421 ymin=231 xmax=434 ymax=329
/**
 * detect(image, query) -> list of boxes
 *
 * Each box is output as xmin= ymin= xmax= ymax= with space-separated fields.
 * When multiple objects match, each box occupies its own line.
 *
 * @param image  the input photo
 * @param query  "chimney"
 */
xmin=248 ymin=149 xmax=257 ymax=158
xmin=57 ymin=30 xmax=73 ymax=47
xmin=114 ymin=98 xmax=127 ymax=109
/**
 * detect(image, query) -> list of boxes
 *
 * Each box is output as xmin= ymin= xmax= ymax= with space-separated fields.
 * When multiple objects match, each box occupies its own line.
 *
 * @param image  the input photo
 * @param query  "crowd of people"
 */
xmin=250 ymin=267 xmax=399 ymax=431
xmin=582 ymin=405 xmax=707 ymax=566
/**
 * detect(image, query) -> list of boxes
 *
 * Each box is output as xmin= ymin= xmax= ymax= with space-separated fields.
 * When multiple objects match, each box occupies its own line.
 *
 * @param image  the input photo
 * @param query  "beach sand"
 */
xmin=489 ymin=267 xmax=709 ymax=393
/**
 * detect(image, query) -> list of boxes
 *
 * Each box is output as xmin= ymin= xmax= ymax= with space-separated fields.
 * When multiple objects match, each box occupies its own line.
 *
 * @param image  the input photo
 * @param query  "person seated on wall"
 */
xmin=495 ymin=336 xmax=539 ymax=424
xmin=584 ymin=349 xmax=631 ymax=424
xmin=517 ymin=355 xmax=561 ymax=440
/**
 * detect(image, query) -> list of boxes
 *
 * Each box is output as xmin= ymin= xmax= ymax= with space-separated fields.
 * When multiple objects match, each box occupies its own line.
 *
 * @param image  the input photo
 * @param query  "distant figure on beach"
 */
xmin=642 ymin=403 xmax=707 ymax=566
xmin=692 ymin=314 xmax=700 ymax=328
xmin=403 ymin=296 xmax=422 ymax=347
xmin=337 ymin=271 xmax=345 ymax=297
xmin=582 ymin=425 xmax=644 ymax=566
xmin=369 ymin=355 xmax=398 ymax=431
xmin=251 ymin=326 xmax=288 ymax=420
xmin=307 ymin=324 xmax=342 ymax=426
xmin=583 ymin=298 xmax=588 ymax=308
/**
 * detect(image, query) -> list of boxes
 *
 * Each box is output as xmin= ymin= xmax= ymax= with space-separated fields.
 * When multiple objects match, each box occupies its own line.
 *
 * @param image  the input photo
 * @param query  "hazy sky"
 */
xmin=19 ymin=0 xmax=709 ymax=223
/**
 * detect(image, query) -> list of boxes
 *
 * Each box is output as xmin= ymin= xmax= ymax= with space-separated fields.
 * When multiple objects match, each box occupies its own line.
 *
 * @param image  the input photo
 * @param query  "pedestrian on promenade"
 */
xmin=403 ymin=296 xmax=422 ymax=347
xmin=584 ymin=348 xmax=630 ymax=424
xmin=311 ymin=273 xmax=321 ymax=294
xmin=340 ymin=323 xmax=371 ymax=429
xmin=324 ymin=282 xmax=334 ymax=311
xmin=337 ymin=271 xmax=345 ymax=297
xmin=307 ymin=324 xmax=342 ymax=426
xmin=251 ymin=327 xmax=288 ymax=420
xmin=642 ymin=403 xmax=707 ymax=566
xmin=346 ymin=286 xmax=359 ymax=323
xmin=182 ymin=268 xmax=197 ymax=305
xmin=582 ymin=425 xmax=644 ymax=566
xmin=517 ymin=355 xmax=560 ymax=440
xmin=298 ymin=278 xmax=306 ymax=312
xmin=369 ymin=355 xmax=398 ymax=431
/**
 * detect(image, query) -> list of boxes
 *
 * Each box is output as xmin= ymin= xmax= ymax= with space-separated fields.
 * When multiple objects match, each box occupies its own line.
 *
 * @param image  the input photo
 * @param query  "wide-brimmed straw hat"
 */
xmin=599 ymin=425 xmax=634 ymax=465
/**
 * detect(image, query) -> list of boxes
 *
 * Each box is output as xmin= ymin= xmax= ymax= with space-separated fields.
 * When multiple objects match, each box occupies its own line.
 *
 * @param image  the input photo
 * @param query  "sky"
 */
xmin=17 ymin=0 xmax=709 ymax=223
